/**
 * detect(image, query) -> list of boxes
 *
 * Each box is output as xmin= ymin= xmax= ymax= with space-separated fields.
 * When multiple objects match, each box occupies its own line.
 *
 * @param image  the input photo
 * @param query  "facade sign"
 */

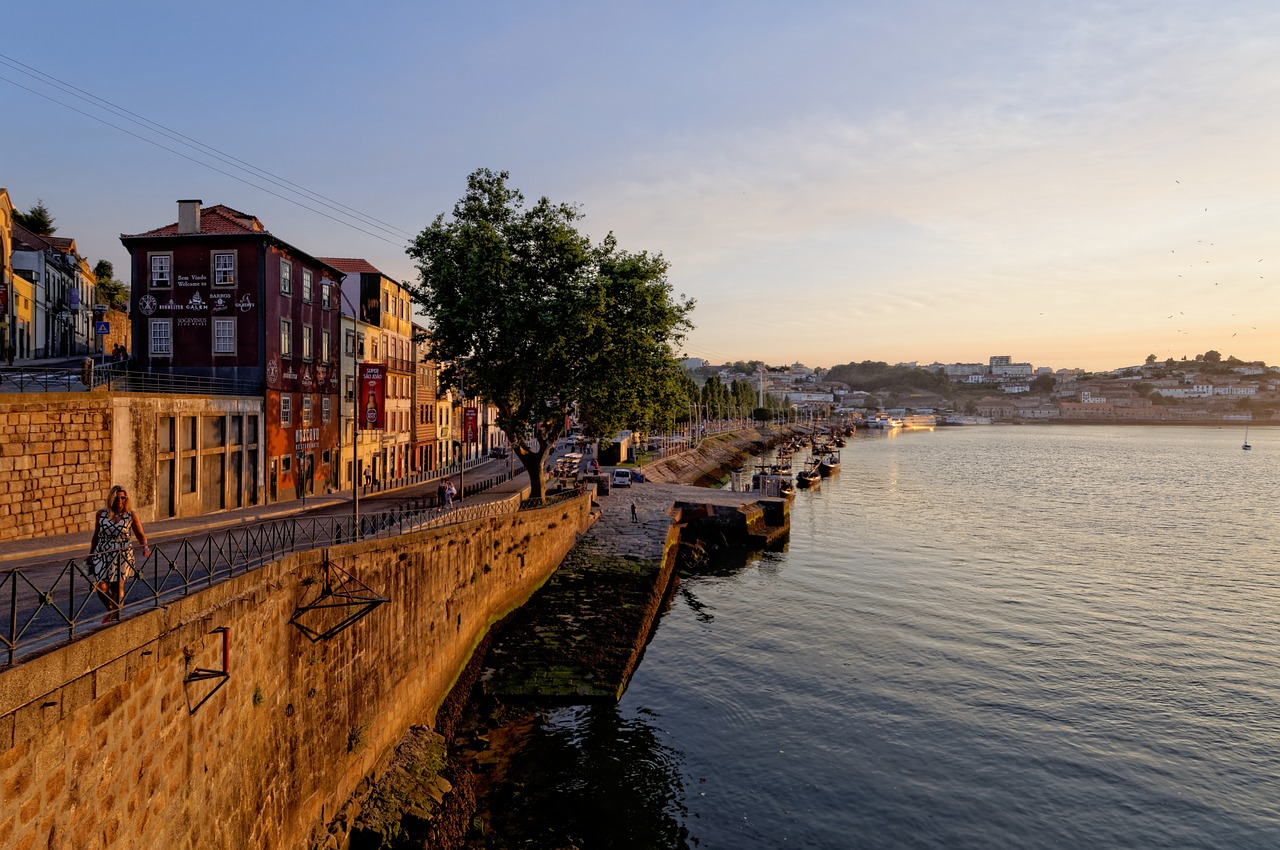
xmin=358 ymin=363 xmax=387 ymax=431
xmin=294 ymin=427 xmax=320 ymax=451
xmin=464 ymin=406 xmax=478 ymax=443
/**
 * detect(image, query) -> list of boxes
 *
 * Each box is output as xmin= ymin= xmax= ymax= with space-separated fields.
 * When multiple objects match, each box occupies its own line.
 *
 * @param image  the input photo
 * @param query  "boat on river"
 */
xmin=796 ymin=460 xmax=822 ymax=488
xmin=817 ymin=449 xmax=841 ymax=475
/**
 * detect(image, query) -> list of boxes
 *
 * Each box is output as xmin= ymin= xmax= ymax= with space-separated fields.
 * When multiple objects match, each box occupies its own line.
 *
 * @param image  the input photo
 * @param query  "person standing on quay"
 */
xmin=88 ymin=485 xmax=149 ymax=621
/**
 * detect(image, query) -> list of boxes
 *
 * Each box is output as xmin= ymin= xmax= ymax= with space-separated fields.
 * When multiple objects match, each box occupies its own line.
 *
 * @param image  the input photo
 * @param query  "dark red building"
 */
xmin=121 ymin=200 xmax=343 ymax=503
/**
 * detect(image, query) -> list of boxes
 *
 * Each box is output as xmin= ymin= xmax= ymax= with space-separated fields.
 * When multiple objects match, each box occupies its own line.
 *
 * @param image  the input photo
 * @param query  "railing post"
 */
xmin=7 ymin=574 xmax=16 ymax=665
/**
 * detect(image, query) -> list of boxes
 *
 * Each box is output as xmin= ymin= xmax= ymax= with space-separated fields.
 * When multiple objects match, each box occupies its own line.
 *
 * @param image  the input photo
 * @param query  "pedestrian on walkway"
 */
xmin=436 ymin=479 xmax=448 ymax=514
xmin=631 ymin=502 xmax=639 ymax=523
xmin=88 ymin=485 xmax=150 ymax=622
xmin=444 ymin=479 xmax=456 ymax=511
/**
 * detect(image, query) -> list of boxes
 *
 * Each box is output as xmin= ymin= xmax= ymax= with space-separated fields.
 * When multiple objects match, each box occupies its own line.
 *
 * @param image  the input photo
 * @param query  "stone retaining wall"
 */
xmin=0 ymin=393 xmax=262 ymax=544
xmin=0 ymin=396 xmax=114 ymax=542
xmin=0 ymin=492 xmax=592 ymax=850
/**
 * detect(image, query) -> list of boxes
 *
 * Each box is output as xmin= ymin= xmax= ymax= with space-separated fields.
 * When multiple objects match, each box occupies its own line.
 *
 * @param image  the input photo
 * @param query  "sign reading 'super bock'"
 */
xmin=358 ymin=363 xmax=387 ymax=431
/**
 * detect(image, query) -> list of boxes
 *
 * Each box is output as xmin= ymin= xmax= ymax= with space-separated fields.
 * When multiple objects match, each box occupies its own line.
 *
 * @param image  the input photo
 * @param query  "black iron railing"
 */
xmin=0 ymin=367 xmax=89 ymax=393
xmin=0 ymin=482 xmax=551 ymax=666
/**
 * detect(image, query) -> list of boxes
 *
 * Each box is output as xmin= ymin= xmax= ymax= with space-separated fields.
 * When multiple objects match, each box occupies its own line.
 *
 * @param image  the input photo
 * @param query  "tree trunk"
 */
xmin=516 ymin=445 xmax=551 ymax=500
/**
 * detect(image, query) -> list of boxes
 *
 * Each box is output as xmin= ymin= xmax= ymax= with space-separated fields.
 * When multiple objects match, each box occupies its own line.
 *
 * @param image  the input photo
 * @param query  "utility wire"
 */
xmin=0 ymin=72 xmax=405 ymax=248
xmin=0 ymin=52 xmax=414 ymax=244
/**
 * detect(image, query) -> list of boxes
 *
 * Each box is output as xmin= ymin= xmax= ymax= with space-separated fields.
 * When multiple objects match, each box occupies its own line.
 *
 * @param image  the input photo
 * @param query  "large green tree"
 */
xmin=406 ymin=169 xmax=694 ymax=499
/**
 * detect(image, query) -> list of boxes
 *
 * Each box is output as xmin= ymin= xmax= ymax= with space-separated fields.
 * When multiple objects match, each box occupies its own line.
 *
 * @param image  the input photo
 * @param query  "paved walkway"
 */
xmin=0 ymin=456 xmax=531 ymax=567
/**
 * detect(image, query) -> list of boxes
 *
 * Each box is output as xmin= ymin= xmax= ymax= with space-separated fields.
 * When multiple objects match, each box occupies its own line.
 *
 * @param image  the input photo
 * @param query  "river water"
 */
xmin=477 ymin=425 xmax=1280 ymax=849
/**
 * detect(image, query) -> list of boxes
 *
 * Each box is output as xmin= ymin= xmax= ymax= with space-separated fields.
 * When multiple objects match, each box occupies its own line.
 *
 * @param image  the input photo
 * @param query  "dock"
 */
xmin=480 ymin=479 xmax=789 ymax=702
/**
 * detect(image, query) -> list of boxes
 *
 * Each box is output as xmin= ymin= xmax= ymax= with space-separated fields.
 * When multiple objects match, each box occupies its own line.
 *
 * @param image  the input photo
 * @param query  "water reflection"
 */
xmin=474 ymin=704 xmax=690 ymax=849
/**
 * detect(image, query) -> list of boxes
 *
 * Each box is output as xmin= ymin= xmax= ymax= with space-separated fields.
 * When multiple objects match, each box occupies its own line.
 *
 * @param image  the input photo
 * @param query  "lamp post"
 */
xmin=455 ymin=371 xmax=465 ymax=503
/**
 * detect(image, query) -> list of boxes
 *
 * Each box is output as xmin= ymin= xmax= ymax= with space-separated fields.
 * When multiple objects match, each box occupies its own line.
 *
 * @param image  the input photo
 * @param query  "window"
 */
xmin=281 ymin=395 xmax=292 ymax=425
xmin=302 ymin=269 xmax=313 ymax=303
xmin=280 ymin=259 xmax=292 ymax=296
xmin=345 ymin=376 xmax=355 ymax=400
xmin=322 ymin=281 xmax=332 ymax=309
xmin=322 ymin=330 xmax=331 ymax=363
xmin=302 ymin=326 xmax=313 ymax=361
xmin=357 ymin=333 xmax=365 ymax=358
xmin=150 ymin=319 xmax=172 ymax=356
xmin=213 ymin=252 xmax=236 ymax=286
xmin=322 ymin=397 xmax=331 ymax=423
xmin=150 ymin=254 xmax=172 ymax=288
xmin=214 ymin=318 xmax=236 ymax=354
xmin=302 ymin=396 xmax=313 ymax=425
xmin=280 ymin=319 xmax=292 ymax=358
xmin=345 ymin=330 xmax=355 ymax=356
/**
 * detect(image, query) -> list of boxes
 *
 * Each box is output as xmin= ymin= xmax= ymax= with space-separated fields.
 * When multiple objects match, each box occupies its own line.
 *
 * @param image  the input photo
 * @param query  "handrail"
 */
xmin=0 ymin=474 xmax=555 ymax=666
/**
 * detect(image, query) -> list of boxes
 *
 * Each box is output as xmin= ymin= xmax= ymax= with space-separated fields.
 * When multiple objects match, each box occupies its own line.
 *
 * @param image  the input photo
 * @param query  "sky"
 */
xmin=3 ymin=0 xmax=1278 ymax=372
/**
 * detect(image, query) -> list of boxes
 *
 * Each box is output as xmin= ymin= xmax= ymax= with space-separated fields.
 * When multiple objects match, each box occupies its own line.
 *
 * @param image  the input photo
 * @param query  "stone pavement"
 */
xmin=588 ymin=477 xmax=773 ymax=561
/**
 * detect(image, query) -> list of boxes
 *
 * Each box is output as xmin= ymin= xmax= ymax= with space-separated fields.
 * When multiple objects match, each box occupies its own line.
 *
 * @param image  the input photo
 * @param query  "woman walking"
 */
xmin=89 ymin=485 xmax=150 ymax=621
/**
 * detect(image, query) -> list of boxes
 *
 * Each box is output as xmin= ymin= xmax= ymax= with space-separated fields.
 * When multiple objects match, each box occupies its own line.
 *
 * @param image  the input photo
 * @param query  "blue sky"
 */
xmin=3 ymin=1 xmax=1278 ymax=370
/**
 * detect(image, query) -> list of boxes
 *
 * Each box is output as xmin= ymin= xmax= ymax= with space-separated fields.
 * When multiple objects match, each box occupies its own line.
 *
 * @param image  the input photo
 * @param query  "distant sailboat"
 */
xmin=1243 ymin=426 xmax=1252 ymax=451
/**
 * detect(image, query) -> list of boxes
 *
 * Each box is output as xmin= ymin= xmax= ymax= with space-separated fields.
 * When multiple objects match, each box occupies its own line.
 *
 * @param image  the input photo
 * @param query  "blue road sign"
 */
xmin=95 ymin=321 xmax=110 ymax=335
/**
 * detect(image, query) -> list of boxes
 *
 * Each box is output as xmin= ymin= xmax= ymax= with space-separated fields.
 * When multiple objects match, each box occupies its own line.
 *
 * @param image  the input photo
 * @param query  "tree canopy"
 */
xmin=405 ymin=169 xmax=694 ymax=499
xmin=13 ymin=200 xmax=56 ymax=236
xmin=92 ymin=260 xmax=129 ymax=311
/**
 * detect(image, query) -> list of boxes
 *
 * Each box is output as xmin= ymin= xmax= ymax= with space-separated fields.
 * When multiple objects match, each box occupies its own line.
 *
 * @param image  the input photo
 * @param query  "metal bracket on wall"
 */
xmin=289 ymin=553 xmax=389 ymax=642
xmin=184 ymin=626 xmax=231 ymax=715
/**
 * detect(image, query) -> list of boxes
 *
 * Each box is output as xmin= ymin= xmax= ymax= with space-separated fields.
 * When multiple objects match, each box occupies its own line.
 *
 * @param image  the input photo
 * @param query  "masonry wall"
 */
xmin=0 ymin=396 xmax=114 ymax=542
xmin=0 ymin=492 xmax=592 ymax=850
xmin=0 ymin=393 xmax=262 ymax=544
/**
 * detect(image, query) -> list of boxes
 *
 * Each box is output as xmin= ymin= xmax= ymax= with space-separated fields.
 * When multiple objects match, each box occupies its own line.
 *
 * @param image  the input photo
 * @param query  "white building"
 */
xmin=9 ymin=222 xmax=96 ymax=358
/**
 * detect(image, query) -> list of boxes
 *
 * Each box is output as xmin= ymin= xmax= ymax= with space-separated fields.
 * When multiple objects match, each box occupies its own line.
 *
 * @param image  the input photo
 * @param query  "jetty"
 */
xmin=480 ymin=431 xmax=794 ymax=703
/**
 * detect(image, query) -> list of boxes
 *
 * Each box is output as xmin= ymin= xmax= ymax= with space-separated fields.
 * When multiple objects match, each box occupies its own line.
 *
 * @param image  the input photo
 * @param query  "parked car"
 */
xmin=611 ymin=468 xmax=632 ymax=488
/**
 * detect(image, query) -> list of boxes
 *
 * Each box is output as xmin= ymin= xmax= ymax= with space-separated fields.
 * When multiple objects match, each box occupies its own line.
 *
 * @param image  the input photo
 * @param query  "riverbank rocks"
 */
xmin=349 ymin=726 xmax=452 ymax=849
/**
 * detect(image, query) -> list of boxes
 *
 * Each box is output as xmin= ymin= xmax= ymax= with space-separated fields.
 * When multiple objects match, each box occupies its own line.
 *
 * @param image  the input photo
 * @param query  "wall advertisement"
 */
xmin=358 ymin=363 xmax=387 ymax=431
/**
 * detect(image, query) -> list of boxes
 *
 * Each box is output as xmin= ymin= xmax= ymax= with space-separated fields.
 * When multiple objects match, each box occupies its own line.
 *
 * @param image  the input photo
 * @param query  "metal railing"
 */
xmin=0 ymin=480 xmax=556 ymax=667
xmin=0 ymin=367 xmax=90 ymax=393
xmin=90 ymin=363 xmax=260 ymax=396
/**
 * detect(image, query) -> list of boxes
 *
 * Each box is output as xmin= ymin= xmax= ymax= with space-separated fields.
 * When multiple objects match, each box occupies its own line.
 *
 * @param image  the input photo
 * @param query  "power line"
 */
xmin=0 ymin=53 xmax=414 ymax=245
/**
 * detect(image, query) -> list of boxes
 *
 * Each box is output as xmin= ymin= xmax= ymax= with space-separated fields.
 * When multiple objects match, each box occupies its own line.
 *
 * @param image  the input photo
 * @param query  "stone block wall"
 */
xmin=0 ymin=396 xmax=114 ymax=543
xmin=0 ymin=393 xmax=261 ymax=544
xmin=0 ymin=492 xmax=591 ymax=850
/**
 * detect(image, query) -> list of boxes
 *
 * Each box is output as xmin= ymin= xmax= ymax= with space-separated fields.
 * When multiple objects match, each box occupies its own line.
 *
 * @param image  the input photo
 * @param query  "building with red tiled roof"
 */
xmin=121 ymin=200 xmax=345 ymax=508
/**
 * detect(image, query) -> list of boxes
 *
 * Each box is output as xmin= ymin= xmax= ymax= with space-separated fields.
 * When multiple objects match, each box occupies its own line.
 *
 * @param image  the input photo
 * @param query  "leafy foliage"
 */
xmin=825 ymin=360 xmax=950 ymax=394
xmin=92 ymin=260 xmax=129 ymax=311
xmin=406 ymin=169 xmax=693 ymax=498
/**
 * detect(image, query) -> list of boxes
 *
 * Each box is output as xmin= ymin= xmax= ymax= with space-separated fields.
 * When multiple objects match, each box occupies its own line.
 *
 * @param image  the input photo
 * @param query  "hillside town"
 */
xmin=686 ymin=352 xmax=1279 ymax=423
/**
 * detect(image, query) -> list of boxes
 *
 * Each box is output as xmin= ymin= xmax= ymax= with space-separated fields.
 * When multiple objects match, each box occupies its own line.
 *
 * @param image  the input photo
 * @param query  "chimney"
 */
xmin=177 ymin=199 xmax=202 ymax=234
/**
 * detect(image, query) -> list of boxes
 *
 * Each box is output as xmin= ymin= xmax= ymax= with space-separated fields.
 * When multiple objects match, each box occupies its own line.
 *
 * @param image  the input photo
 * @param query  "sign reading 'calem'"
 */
xmin=358 ymin=363 xmax=387 ymax=431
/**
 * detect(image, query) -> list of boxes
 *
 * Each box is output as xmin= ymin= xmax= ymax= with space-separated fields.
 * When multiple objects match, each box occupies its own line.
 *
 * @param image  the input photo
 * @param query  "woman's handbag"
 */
xmin=86 ymin=552 xmax=102 ymax=581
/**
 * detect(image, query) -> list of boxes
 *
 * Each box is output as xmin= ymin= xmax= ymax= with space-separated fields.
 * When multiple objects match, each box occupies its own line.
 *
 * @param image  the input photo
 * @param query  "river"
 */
xmin=473 ymin=424 xmax=1280 ymax=849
